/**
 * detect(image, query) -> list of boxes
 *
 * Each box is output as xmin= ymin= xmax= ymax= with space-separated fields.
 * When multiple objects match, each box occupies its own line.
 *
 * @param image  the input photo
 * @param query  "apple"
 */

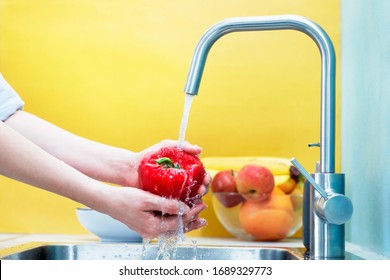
xmin=214 ymin=192 xmax=244 ymax=208
xmin=211 ymin=169 xmax=238 ymax=193
xmin=236 ymin=164 xmax=275 ymax=201
xmin=211 ymin=170 xmax=243 ymax=207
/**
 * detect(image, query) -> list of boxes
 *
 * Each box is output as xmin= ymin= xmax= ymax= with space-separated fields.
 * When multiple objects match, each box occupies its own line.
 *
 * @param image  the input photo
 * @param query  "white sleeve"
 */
xmin=0 ymin=73 xmax=24 ymax=121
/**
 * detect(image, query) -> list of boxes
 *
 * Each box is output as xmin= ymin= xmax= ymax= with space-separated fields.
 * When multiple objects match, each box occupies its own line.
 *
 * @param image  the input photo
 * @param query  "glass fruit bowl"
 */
xmin=211 ymin=192 xmax=303 ymax=241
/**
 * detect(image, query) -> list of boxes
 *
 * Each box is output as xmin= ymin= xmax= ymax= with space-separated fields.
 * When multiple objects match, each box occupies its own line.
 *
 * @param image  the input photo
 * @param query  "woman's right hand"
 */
xmin=100 ymin=186 xmax=207 ymax=239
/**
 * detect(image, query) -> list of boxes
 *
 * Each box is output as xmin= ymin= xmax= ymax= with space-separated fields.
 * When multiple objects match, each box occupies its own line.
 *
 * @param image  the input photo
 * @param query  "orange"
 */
xmin=239 ymin=193 xmax=294 ymax=241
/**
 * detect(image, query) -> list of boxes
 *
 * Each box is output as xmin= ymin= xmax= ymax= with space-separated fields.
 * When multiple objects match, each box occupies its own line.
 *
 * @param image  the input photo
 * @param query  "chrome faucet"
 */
xmin=183 ymin=15 xmax=353 ymax=259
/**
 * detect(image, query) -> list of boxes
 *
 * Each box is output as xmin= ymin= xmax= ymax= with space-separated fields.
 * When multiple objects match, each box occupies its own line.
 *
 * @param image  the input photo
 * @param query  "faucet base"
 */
xmin=310 ymin=172 xmax=347 ymax=259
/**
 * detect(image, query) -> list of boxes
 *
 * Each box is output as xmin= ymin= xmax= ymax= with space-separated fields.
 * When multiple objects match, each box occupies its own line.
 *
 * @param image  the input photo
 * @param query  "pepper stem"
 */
xmin=156 ymin=157 xmax=181 ymax=169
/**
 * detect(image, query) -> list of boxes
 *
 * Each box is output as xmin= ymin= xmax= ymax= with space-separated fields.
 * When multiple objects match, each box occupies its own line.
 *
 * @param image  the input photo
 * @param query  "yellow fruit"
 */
xmin=276 ymin=177 xmax=297 ymax=194
xmin=274 ymin=174 xmax=290 ymax=186
xmin=272 ymin=186 xmax=286 ymax=195
xmin=202 ymin=157 xmax=292 ymax=176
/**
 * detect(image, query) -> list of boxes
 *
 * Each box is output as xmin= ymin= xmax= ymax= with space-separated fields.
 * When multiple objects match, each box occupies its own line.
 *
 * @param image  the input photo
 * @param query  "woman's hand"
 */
xmin=102 ymin=186 xmax=207 ymax=239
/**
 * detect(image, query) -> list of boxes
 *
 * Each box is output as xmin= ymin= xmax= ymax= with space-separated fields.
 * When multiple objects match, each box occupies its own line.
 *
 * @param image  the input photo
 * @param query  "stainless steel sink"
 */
xmin=0 ymin=243 xmax=306 ymax=260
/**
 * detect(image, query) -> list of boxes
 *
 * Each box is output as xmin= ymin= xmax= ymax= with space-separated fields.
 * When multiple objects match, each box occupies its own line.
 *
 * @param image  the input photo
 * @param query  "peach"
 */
xmin=239 ymin=193 xmax=294 ymax=241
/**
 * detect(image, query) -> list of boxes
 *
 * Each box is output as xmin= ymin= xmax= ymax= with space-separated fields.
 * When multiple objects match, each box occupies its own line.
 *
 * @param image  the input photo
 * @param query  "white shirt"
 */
xmin=0 ymin=73 xmax=24 ymax=121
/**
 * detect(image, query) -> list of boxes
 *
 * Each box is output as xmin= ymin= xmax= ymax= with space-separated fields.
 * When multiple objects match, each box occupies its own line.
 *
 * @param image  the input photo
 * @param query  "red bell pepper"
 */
xmin=138 ymin=146 xmax=206 ymax=205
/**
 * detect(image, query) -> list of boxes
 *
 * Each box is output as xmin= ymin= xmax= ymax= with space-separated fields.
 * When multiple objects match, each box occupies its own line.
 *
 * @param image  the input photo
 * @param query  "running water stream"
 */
xmin=178 ymin=94 xmax=195 ymax=148
xmin=142 ymin=93 xmax=197 ymax=260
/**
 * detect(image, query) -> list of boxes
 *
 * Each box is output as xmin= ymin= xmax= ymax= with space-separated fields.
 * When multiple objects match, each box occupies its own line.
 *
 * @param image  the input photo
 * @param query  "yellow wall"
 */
xmin=0 ymin=0 xmax=340 ymax=236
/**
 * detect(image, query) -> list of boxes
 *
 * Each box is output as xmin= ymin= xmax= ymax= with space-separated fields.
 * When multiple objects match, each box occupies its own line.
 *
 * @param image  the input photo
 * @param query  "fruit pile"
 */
xmin=209 ymin=158 xmax=303 ymax=241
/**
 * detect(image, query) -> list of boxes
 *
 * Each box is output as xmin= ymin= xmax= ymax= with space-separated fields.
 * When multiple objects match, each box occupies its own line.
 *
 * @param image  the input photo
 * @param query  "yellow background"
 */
xmin=0 ymin=0 xmax=339 ymax=237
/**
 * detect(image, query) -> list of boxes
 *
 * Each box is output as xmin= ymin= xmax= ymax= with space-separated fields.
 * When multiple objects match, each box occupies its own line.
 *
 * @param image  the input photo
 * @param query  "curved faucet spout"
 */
xmin=184 ymin=15 xmax=336 ymax=173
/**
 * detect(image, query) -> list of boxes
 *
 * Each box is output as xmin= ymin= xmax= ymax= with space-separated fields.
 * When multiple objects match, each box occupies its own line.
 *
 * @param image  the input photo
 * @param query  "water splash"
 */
xmin=155 ymin=199 xmax=187 ymax=260
xmin=141 ymin=238 xmax=151 ymax=259
xmin=176 ymin=202 xmax=186 ymax=242
xmin=156 ymin=234 xmax=181 ymax=260
xmin=191 ymin=239 xmax=198 ymax=260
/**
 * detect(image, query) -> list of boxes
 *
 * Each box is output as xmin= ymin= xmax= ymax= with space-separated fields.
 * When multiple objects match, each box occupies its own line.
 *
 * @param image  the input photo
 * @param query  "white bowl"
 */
xmin=76 ymin=208 xmax=142 ymax=242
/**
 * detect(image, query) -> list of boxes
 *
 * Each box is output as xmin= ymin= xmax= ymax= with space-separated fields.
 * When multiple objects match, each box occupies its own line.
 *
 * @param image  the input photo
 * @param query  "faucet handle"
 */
xmin=291 ymin=157 xmax=328 ymax=199
xmin=291 ymin=157 xmax=353 ymax=225
xmin=315 ymin=194 xmax=353 ymax=225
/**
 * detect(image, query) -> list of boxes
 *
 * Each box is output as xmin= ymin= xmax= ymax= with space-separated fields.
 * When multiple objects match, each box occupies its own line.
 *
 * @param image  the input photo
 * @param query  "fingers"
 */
xmin=197 ymin=173 xmax=211 ymax=197
xmin=182 ymin=203 xmax=207 ymax=233
xmin=137 ymin=140 xmax=202 ymax=165
xmin=191 ymin=173 xmax=211 ymax=205
xmin=179 ymin=141 xmax=202 ymax=155
xmin=142 ymin=202 xmax=208 ymax=239
xmin=184 ymin=218 xmax=208 ymax=233
xmin=146 ymin=195 xmax=191 ymax=216
xmin=158 ymin=139 xmax=202 ymax=155
xmin=183 ymin=203 xmax=207 ymax=221
xmin=155 ymin=203 xmax=207 ymax=236
xmin=203 ymin=172 xmax=212 ymax=186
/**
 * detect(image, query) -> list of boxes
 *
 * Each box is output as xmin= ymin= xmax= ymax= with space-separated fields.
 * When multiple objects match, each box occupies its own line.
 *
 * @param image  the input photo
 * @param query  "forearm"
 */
xmin=0 ymin=120 xmax=113 ymax=210
xmin=4 ymin=111 xmax=139 ymax=186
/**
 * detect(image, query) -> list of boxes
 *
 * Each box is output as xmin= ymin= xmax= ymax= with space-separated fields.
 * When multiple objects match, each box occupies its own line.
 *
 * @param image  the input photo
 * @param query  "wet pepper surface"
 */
xmin=138 ymin=147 xmax=206 ymax=205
